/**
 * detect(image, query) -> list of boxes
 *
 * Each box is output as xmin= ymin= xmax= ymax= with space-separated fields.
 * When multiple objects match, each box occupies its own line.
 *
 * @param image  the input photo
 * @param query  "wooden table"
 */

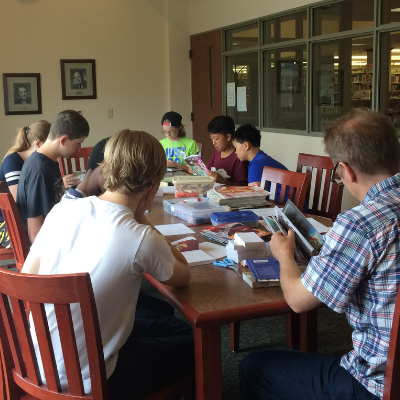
xmin=146 ymin=194 xmax=331 ymax=400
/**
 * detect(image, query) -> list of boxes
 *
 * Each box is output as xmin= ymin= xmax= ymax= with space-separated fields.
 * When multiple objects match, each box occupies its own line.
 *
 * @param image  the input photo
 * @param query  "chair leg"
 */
xmin=230 ymin=322 xmax=240 ymax=352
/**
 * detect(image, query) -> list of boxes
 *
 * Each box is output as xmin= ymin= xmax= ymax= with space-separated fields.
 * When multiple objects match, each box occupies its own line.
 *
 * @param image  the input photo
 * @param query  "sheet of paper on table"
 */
xmin=242 ymin=208 xmax=277 ymax=218
xmin=182 ymin=249 xmax=216 ymax=266
xmin=155 ymin=223 xmax=195 ymax=236
xmin=306 ymin=217 xmax=329 ymax=234
xmin=198 ymin=242 xmax=226 ymax=259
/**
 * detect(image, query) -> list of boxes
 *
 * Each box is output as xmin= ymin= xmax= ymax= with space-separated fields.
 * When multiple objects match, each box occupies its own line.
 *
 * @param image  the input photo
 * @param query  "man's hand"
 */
xmin=270 ymin=230 xmax=296 ymax=263
xmin=206 ymin=169 xmax=226 ymax=184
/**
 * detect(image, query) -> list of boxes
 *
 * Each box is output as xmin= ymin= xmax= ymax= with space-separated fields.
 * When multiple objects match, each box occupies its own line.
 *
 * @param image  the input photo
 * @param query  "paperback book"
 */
xmin=201 ymin=222 xmax=271 ymax=245
xmin=184 ymin=155 xmax=208 ymax=176
xmin=246 ymin=258 xmax=280 ymax=282
xmin=207 ymin=185 xmax=270 ymax=208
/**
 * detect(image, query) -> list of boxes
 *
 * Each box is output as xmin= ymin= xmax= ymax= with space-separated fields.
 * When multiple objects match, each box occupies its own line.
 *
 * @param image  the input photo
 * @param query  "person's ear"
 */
xmin=226 ymin=134 xmax=232 ymax=142
xmin=341 ymin=162 xmax=357 ymax=183
xmin=244 ymin=141 xmax=250 ymax=151
xmin=35 ymin=140 xmax=41 ymax=149
xmin=59 ymin=135 xmax=68 ymax=146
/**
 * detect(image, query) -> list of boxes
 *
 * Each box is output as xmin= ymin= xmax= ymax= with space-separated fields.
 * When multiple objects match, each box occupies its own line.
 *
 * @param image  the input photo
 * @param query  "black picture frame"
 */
xmin=3 ymin=73 xmax=42 ymax=115
xmin=277 ymin=60 xmax=302 ymax=94
xmin=60 ymin=59 xmax=97 ymax=100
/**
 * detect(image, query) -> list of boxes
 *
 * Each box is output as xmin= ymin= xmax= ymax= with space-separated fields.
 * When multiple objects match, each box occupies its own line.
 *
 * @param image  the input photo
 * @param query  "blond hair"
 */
xmin=4 ymin=120 xmax=51 ymax=159
xmin=101 ymin=129 xmax=166 ymax=194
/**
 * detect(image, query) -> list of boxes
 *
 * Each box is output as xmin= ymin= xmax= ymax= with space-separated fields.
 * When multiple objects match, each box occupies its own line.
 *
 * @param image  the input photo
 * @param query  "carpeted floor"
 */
xmin=141 ymin=278 xmax=353 ymax=400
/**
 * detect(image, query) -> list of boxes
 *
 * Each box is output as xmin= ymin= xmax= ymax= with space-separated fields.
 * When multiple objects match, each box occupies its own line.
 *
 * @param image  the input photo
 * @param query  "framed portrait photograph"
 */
xmin=60 ymin=59 xmax=97 ymax=100
xmin=3 ymin=73 xmax=42 ymax=115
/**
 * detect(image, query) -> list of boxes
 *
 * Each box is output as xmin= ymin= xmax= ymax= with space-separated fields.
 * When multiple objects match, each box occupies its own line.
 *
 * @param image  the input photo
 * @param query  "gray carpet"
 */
xmin=141 ymin=278 xmax=353 ymax=400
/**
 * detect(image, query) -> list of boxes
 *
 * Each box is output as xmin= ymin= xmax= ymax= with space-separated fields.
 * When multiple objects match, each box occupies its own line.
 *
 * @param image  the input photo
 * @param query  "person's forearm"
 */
xmin=180 ymin=164 xmax=190 ymax=173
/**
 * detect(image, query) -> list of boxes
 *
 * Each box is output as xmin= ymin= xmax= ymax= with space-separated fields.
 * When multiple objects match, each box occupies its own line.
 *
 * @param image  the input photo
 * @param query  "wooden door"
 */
xmin=191 ymin=30 xmax=222 ymax=164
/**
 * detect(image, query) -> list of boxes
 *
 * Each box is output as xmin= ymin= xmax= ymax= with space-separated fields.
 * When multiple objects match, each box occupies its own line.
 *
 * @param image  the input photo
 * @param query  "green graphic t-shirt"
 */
xmin=159 ymin=137 xmax=200 ymax=166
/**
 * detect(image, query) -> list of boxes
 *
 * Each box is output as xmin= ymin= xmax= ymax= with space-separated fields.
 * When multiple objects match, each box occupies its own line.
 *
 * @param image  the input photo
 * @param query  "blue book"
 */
xmin=246 ymin=258 xmax=280 ymax=282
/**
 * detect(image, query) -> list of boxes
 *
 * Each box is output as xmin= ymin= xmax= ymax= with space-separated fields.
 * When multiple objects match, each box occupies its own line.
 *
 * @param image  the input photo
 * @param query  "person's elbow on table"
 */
xmin=160 ymin=259 xmax=191 ymax=288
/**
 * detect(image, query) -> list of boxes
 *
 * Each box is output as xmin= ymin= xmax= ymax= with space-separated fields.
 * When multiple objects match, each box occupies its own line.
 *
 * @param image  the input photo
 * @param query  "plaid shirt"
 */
xmin=302 ymin=173 xmax=400 ymax=399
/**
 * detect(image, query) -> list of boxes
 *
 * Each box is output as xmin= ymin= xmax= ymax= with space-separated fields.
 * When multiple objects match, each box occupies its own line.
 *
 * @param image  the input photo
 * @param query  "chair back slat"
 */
xmin=297 ymin=153 xmax=344 ymax=221
xmin=0 ymin=294 xmax=26 ymax=377
xmin=54 ymin=304 xmax=85 ymax=396
xmin=0 ymin=269 xmax=109 ymax=400
xmin=30 ymin=302 xmax=61 ymax=392
xmin=10 ymin=297 xmax=42 ymax=386
xmin=260 ymin=167 xmax=311 ymax=210
xmin=58 ymin=147 xmax=93 ymax=176
xmin=383 ymin=288 xmax=400 ymax=399
xmin=0 ymin=183 xmax=30 ymax=271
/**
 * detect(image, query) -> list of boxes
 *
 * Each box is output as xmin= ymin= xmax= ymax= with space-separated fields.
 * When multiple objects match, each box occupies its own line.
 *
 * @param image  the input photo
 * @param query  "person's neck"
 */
xmin=18 ymin=146 xmax=37 ymax=161
xmin=168 ymin=137 xmax=180 ymax=143
xmin=220 ymin=143 xmax=235 ymax=158
xmin=351 ymin=171 xmax=393 ymax=201
xmin=247 ymin=147 xmax=260 ymax=162
xmin=99 ymin=190 xmax=141 ymax=214
xmin=37 ymin=140 xmax=60 ymax=162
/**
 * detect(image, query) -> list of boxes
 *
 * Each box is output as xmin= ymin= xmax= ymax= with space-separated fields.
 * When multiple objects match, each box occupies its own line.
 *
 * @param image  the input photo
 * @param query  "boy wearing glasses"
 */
xmin=159 ymin=111 xmax=199 ymax=173
xmin=240 ymin=108 xmax=400 ymax=400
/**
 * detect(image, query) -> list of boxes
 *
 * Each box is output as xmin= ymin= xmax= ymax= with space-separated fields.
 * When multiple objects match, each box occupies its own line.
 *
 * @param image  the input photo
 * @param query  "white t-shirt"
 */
xmin=24 ymin=196 xmax=175 ymax=393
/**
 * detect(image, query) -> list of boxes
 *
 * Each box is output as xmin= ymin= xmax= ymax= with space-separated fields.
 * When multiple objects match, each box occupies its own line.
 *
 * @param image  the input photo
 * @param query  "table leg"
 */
xmin=194 ymin=325 xmax=222 ymax=400
xmin=230 ymin=322 xmax=240 ymax=352
xmin=286 ymin=310 xmax=318 ymax=353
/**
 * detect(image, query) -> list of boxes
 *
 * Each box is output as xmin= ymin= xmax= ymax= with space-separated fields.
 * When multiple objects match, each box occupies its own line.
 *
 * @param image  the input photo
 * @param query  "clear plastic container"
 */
xmin=163 ymin=197 xmax=207 ymax=216
xmin=174 ymin=201 xmax=229 ymax=225
xmin=210 ymin=210 xmax=259 ymax=227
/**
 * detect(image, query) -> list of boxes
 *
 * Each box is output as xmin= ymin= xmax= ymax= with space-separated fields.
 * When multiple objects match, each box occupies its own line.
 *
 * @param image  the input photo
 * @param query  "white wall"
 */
xmin=0 ymin=0 xmax=193 ymax=156
xmin=188 ymin=0 xmax=359 ymax=211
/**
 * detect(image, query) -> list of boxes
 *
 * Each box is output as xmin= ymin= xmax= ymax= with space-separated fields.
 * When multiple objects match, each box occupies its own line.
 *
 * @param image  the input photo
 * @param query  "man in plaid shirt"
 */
xmin=240 ymin=108 xmax=400 ymax=400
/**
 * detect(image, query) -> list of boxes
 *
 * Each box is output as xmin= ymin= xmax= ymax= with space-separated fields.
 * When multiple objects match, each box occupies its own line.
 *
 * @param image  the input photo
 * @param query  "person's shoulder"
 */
xmin=2 ymin=152 xmax=24 ymax=168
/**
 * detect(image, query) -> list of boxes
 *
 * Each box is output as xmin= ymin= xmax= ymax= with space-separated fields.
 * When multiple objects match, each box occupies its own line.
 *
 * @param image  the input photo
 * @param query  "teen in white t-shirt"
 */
xmin=23 ymin=129 xmax=193 ymax=399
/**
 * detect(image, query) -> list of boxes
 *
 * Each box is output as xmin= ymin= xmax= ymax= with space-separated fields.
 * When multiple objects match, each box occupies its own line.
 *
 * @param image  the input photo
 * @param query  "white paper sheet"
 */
xmin=237 ymin=87 xmax=247 ymax=112
xmin=198 ymin=242 xmax=227 ymax=259
xmin=182 ymin=249 xmax=216 ymax=266
xmin=307 ymin=217 xmax=329 ymax=234
xmin=241 ymin=208 xmax=276 ymax=217
xmin=162 ymin=186 xmax=176 ymax=195
xmin=155 ymin=223 xmax=195 ymax=236
xmin=227 ymin=82 xmax=235 ymax=107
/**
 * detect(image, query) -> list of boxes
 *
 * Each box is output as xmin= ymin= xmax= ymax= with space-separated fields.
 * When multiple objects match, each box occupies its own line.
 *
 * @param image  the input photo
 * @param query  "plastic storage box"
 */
xmin=174 ymin=201 xmax=229 ymax=225
xmin=163 ymin=197 xmax=208 ymax=216
xmin=173 ymin=175 xmax=214 ymax=198
xmin=210 ymin=210 xmax=259 ymax=227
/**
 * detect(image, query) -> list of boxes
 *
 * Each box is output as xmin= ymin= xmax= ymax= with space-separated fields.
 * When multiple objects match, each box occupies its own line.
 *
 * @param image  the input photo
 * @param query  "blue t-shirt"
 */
xmin=248 ymin=150 xmax=287 ymax=184
xmin=0 ymin=152 xmax=24 ymax=188
xmin=0 ymin=152 xmax=25 ymax=227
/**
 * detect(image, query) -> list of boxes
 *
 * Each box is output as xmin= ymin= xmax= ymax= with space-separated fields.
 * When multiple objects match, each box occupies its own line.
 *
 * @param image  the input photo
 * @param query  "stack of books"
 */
xmin=226 ymin=232 xmax=267 ymax=263
xmin=207 ymin=185 xmax=270 ymax=208
xmin=201 ymin=222 xmax=271 ymax=245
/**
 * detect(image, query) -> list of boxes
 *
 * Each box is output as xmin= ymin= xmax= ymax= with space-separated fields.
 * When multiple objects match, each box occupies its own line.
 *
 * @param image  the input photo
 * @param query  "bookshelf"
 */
xmin=351 ymin=67 xmax=372 ymax=101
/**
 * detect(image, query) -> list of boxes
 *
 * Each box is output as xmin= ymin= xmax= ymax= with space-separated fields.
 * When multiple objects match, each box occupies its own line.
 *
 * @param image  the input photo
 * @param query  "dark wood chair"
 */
xmin=383 ymin=287 xmax=400 ymax=400
xmin=58 ymin=146 xmax=93 ymax=176
xmin=0 ymin=268 xmax=194 ymax=400
xmin=0 ymin=182 xmax=30 ymax=271
xmin=260 ymin=166 xmax=311 ymax=209
xmin=297 ymin=153 xmax=344 ymax=221
xmin=231 ymin=167 xmax=312 ymax=352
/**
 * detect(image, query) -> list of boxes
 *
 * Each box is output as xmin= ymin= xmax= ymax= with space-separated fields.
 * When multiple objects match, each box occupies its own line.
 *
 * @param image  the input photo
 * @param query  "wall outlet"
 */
xmin=107 ymin=108 xmax=113 ymax=118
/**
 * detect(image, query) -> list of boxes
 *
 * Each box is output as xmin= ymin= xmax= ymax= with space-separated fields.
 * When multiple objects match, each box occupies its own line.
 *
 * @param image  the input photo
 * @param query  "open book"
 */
xmin=184 ymin=155 xmax=208 ymax=176
xmin=262 ymin=199 xmax=324 ymax=264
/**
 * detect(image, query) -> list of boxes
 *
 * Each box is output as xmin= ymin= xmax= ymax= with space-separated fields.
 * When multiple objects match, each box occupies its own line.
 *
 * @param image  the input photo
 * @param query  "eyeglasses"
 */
xmin=161 ymin=129 xmax=178 ymax=135
xmin=331 ymin=161 xmax=348 ymax=186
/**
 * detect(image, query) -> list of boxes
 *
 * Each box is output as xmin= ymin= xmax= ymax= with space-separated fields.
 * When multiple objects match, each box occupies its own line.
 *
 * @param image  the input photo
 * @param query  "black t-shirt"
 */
xmin=16 ymin=152 xmax=64 ymax=235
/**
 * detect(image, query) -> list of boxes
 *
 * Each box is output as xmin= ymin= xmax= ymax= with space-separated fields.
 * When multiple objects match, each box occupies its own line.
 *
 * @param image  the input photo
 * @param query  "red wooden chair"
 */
xmin=0 ymin=182 xmax=30 ymax=271
xmin=0 ymin=268 xmax=194 ymax=400
xmin=383 ymin=287 xmax=400 ymax=400
xmin=297 ymin=153 xmax=344 ymax=222
xmin=260 ymin=166 xmax=311 ymax=209
xmin=231 ymin=167 xmax=311 ymax=353
xmin=58 ymin=146 xmax=93 ymax=176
